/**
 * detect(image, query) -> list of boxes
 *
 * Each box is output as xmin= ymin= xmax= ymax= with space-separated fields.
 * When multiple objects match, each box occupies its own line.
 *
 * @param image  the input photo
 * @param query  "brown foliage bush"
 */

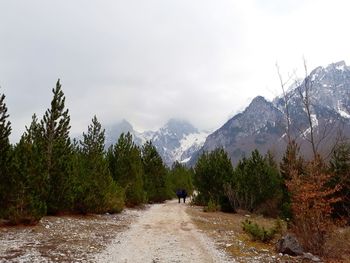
xmin=286 ymin=156 xmax=341 ymax=256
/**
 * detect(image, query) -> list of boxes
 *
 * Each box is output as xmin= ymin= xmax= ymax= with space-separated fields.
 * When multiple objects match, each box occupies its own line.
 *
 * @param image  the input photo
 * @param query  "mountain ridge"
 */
xmin=190 ymin=61 xmax=350 ymax=165
xmin=104 ymin=118 xmax=209 ymax=166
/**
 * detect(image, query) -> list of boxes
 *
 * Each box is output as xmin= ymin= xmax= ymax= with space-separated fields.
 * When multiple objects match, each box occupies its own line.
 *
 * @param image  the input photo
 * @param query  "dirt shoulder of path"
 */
xmin=2 ymin=200 xmax=347 ymax=262
xmin=186 ymin=205 xmax=301 ymax=263
xmin=187 ymin=205 xmax=350 ymax=263
xmin=0 ymin=208 xmax=143 ymax=262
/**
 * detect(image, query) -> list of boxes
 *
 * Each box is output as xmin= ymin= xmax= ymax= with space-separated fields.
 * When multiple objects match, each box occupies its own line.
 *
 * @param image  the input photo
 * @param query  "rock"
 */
xmin=303 ymin=252 xmax=321 ymax=262
xmin=276 ymin=234 xmax=303 ymax=256
xmin=225 ymin=243 xmax=233 ymax=248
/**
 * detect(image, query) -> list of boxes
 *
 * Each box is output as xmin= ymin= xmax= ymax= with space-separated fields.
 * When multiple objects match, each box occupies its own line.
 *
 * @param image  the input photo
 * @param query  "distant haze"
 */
xmin=1 ymin=0 xmax=350 ymax=142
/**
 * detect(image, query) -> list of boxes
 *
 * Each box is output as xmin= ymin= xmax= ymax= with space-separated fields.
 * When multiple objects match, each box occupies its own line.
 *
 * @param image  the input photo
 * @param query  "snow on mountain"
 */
xmin=104 ymin=118 xmax=209 ymax=166
xmin=104 ymin=61 xmax=350 ymax=168
xmin=149 ymin=119 xmax=209 ymax=166
xmin=192 ymin=61 xmax=350 ymax=165
xmin=172 ymin=131 xmax=209 ymax=163
xmin=337 ymin=103 xmax=350 ymax=119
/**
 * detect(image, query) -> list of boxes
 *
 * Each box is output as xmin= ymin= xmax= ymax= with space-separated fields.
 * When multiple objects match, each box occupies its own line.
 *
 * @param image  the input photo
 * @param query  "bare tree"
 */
xmin=296 ymin=58 xmax=318 ymax=159
xmin=276 ymin=63 xmax=294 ymax=144
xmin=278 ymin=58 xmax=340 ymax=160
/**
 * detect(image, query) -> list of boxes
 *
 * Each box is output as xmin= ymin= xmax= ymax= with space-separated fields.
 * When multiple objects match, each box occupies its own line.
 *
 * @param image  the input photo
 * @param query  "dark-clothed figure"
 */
xmin=176 ymin=189 xmax=187 ymax=203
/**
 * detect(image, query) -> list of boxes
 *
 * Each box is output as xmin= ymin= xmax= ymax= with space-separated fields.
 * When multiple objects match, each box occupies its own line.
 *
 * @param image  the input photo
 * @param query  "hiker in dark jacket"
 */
xmin=176 ymin=189 xmax=188 ymax=203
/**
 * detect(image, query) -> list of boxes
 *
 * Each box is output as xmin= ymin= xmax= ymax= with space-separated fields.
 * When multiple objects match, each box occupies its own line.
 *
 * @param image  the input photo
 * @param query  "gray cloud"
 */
xmin=1 ymin=0 xmax=350 ymax=141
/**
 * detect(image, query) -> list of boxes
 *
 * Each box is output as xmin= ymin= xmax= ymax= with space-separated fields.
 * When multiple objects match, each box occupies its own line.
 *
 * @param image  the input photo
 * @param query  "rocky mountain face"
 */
xmin=192 ymin=61 xmax=350 ymax=165
xmin=150 ymin=119 xmax=209 ymax=166
xmin=104 ymin=119 xmax=209 ymax=166
xmin=104 ymin=119 xmax=144 ymax=147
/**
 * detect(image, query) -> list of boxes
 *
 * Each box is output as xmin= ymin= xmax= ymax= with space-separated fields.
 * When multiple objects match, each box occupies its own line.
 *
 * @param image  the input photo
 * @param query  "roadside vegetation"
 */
xmin=1 ymin=77 xmax=349 ymax=261
xmin=190 ymin=61 xmax=350 ymax=261
xmin=0 ymin=80 xmax=193 ymax=225
xmin=191 ymin=144 xmax=350 ymax=261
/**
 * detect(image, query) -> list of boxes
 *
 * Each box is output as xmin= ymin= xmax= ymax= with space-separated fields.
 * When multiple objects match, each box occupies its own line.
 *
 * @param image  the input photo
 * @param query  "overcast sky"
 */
xmin=1 ymin=0 xmax=350 ymax=141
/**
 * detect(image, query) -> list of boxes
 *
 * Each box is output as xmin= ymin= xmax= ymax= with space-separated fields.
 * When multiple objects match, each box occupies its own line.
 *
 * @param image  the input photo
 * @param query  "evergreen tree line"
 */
xmin=193 ymin=143 xmax=350 ymax=223
xmin=0 ymin=80 xmax=194 ymax=224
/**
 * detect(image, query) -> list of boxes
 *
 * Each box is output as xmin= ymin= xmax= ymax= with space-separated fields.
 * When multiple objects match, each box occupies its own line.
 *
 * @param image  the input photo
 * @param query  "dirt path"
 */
xmin=95 ymin=200 xmax=233 ymax=263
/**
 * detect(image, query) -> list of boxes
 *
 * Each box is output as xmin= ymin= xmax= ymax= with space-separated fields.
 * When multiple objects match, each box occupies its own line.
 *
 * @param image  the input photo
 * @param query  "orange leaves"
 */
xmin=286 ymin=157 xmax=342 ymax=255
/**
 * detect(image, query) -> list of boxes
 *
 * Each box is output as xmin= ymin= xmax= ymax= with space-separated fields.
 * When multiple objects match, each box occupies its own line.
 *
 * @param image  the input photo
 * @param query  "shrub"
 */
xmin=104 ymin=182 xmax=125 ymax=213
xmin=191 ymin=192 xmax=207 ymax=206
xmin=218 ymin=195 xmax=235 ymax=213
xmin=242 ymin=219 xmax=277 ymax=242
xmin=204 ymin=199 xmax=220 ymax=212
xmin=286 ymin=157 xmax=341 ymax=255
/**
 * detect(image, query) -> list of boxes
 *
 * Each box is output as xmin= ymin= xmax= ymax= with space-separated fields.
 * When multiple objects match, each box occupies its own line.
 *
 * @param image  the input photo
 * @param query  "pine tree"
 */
xmin=265 ymin=150 xmax=278 ymax=169
xmin=142 ymin=141 xmax=169 ymax=203
xmin=279 ymin=140 xmax=304 ymax=219
xmin=169 ymin=161 xmax=194 ymax=196
xmin=329 ymin=143 xmax=350 ymax=220
xmin=280 ymin=140 xmax=304 ymax=180
xmin=0 ymin=91 xmax=12 ymax=218
xmin=194 ymin=148 xmax=233 ymax=207
xmin=74 ymin=116 xmax=124 ymax=213
xmin=40 ymin=79 xmax=73 ymax=214
xmin=229 ymin=150 xmax=282 ymax=214
xmin=109 ymin=132 xmax=145 ymax=206
xmin=9 ymin=115 xmax=47 ymax=224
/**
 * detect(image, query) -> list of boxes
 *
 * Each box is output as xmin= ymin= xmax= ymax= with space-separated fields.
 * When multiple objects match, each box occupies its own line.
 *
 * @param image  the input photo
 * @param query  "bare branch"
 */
xmin=276 ymin=63 xmax=294 ymax=144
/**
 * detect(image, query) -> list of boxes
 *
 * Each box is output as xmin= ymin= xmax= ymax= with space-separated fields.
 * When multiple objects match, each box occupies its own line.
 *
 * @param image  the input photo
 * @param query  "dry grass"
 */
xmin=323 ymin=227 xmax=350 ymax=262
xmin=187 ymin=205 xmax=350 ymax=263
xmin=186 ymin=205 xmax=297 ymax=263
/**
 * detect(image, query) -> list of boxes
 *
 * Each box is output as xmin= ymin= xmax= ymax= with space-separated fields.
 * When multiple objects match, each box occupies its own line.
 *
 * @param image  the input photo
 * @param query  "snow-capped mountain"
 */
xmin=104 ymin=119 xmax=144 ymax=147
xmin=192 ymin=61 xmax=350 ymax=165
xmin=150 ymin=119 xmax=209 ymax=166
xmin=274 ymin=60 xmax=350 ymax=122
xmin=104 ymin=119 xmax=209 ymax=166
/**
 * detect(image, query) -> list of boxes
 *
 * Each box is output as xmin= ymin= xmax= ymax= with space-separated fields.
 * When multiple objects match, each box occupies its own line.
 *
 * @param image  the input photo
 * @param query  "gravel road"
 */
xmin=95 ymin=199 xmax=232 ymax=263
